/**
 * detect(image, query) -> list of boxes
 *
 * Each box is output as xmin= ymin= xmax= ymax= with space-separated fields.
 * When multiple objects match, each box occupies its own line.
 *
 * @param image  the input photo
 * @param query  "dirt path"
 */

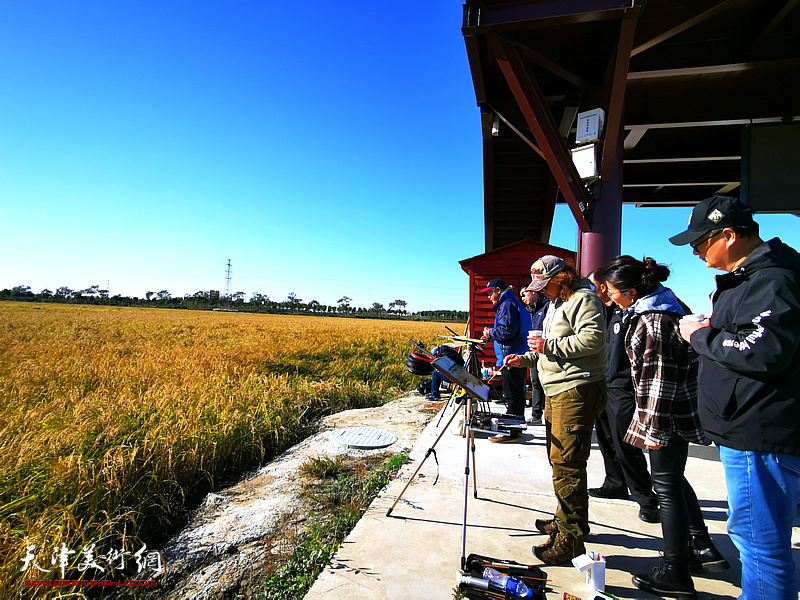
xmin=142 ymin=393 xmax=434 ymax=599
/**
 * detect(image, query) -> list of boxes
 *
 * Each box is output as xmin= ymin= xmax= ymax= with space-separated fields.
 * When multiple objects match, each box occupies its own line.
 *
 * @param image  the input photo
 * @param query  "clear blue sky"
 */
xmin=2 ymin=2 xmax=797 ymax=314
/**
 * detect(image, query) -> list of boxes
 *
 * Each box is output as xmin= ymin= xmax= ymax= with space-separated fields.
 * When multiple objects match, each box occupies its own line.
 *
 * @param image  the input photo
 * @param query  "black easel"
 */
xmin=386 ymin=349 xmax=491 ymax=572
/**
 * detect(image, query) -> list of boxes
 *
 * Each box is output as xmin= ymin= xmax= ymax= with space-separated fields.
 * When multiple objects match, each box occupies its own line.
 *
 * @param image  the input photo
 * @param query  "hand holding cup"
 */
xmin=678 ymin=314 xmax=710 ymax=341
xmin=528 ymin=329 xmax=544 ymax=353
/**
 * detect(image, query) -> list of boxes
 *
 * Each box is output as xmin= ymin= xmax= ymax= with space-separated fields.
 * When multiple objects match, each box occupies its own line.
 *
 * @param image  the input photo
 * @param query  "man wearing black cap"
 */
xmin=479 ymin=278 xmax=532 ymax=442
xmin=670 ymin=195 xmax=800 ymax=600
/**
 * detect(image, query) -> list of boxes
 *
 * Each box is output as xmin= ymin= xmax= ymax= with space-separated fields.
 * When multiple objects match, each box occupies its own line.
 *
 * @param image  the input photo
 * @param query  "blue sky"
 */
xmin=1 ymin=2 xmax=797 ymax=314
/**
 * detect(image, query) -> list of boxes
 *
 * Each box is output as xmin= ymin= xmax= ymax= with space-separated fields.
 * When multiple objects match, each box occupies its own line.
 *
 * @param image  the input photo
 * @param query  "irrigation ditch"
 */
xmin=123 ymin=393 xmax=437 ymax=599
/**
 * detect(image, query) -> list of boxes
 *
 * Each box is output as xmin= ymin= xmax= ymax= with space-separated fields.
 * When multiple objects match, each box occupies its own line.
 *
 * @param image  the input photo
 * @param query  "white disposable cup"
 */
xmin=528 ymin=330 xmax=543 ymax=352
xmin=682 ymin=314 xmax=706 ymax=322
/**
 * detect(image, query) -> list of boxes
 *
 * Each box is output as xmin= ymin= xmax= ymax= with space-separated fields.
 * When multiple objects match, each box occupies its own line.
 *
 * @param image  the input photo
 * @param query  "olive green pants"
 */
xmin=544 ymin=380 xmax=608 ymax=541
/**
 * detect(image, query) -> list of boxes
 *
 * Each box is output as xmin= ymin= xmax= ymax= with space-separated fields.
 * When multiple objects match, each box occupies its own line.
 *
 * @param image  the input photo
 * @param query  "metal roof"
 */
xmin=462 ymin=0 xmax=800 ymax=250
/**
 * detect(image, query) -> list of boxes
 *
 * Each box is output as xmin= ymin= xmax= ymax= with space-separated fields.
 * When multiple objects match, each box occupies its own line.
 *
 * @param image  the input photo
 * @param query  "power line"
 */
xmin=235 ymin=268 xmax=464 ymax=291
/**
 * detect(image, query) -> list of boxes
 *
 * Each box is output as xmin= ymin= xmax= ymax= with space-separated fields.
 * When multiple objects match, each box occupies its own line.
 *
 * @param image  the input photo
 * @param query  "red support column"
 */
xmin=579 ymin=134 xmax=622 ymax=276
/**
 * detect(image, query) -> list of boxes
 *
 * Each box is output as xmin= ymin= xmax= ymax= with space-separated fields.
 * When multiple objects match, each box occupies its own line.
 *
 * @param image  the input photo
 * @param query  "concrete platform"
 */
xmin=305 ymin=396 xmax=800 ymax=600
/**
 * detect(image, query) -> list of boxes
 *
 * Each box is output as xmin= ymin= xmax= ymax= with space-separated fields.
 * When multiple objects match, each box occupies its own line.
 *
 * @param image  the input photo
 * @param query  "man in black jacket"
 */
xmin=671 ymin=195 xmax=800 ymax=600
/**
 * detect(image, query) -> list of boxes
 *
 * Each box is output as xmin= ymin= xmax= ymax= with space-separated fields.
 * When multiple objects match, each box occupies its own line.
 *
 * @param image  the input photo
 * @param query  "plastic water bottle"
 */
xmin=483 ymin=567 xmax=533 ymax=598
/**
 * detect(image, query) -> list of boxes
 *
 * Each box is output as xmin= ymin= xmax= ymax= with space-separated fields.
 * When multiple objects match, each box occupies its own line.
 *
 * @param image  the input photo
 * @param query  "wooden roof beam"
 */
xmin=488 ymin=104 xmax=545 ymax=159
xmin=624 ymin=117 xmax=797 ymax=130
xmin=463 ymin=0 xmax=644 ymax=32
xmin=600 ymin=8 xmax=638 ymax=181
xmin=754 ymin=0 xmax=800 ymax=42
xmin=464 ymin=35 xmax=487 ymax=106
xmin=624 ymin=126 xmax=647 ymax=151
xmin=488 ymin=32 xmax=591 ymax=232
xmin=628 ymin=58 xmax=800 ymax=80
xmin=516 ymin=45 xmax=586 ymax=88
xmin=631 ymin=0 xmax=742 ymax=57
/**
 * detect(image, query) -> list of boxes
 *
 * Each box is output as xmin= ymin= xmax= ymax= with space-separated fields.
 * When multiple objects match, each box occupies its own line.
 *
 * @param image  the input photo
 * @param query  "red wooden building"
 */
xmin=459 ymin=239 xmax=575 ymax=366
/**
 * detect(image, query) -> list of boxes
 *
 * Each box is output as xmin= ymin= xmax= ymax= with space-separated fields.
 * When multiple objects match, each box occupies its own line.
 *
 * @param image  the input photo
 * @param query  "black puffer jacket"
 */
xmin=689 ymin=238 xmax=800 ymax=456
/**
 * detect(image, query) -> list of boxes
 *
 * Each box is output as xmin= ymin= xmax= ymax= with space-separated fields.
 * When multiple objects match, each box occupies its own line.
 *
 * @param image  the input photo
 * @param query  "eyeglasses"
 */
xmin=690 ymin=230 xmax=722 ymax=251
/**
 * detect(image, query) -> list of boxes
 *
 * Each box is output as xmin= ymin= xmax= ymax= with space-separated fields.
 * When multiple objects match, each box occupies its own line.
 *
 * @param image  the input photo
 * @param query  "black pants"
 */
xmin=529 ymin=367 xmax=544 ymax=419
xmin=502 ymin=365 xmax=526 ymax=417
xmin=649 ymin=437 xmax=708 ymax=564
xmin=594 ymin=388 xmax=658 ymax=509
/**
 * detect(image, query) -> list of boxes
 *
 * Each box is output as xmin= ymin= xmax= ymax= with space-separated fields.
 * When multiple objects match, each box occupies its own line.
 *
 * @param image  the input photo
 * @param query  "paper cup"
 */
xmin=682 ymin=314 xmax=706 ymax=322
xmin=529 ymin=329 xmax=543 ymax=338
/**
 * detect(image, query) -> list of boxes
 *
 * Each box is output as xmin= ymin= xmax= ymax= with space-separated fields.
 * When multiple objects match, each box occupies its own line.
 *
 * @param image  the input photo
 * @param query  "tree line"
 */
xmin=1 ymin=285 xmax=468 ymax=322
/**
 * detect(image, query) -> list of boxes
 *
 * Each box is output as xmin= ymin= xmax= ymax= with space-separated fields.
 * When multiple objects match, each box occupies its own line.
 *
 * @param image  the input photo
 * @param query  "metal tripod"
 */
xmin=385 ymin=353 xmax=490 ymax=571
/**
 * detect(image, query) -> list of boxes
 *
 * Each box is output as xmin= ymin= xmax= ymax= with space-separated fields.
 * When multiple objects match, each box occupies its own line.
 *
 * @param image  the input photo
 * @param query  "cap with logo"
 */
xmin=529 ymin=255 xmax=566 ymax=292
xmin=479 ymin=278 xmax=507 ymax=293
xmin=669 ymin=195 xmax=754 ymax=246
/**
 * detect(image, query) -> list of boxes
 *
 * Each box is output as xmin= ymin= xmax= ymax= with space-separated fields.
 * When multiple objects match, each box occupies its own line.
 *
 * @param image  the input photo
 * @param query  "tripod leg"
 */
xmin=461 ymin=396 xmax=472 ymax=570
xmin=385 ymin=395 xmax=467 ymax=517
xmin=471 ymin=425 xmax=478 ymax=498
xmin=436 ymin=390 xmax=455 ymax=427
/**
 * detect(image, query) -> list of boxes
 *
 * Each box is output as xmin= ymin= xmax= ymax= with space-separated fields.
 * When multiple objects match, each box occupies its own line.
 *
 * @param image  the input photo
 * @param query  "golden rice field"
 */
xmin=0 ymin=302 xmax=455 ymax=598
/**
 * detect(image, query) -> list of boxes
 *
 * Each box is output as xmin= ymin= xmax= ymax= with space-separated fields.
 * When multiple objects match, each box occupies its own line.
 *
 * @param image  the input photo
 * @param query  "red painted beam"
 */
xmin=464 ymin=0 xmax=644 ymax=32
xmin=488 ymin=32 xmax=592 ymax=232
xmin=600 ymin=9 xmax=639 ymax=182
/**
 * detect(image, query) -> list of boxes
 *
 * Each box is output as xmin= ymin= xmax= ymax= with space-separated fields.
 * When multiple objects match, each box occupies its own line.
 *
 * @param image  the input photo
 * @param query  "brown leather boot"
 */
xmin=534 ymin=518 xmax=558 ymax=536
xmin=533 ymin=532 xmax=585 ymax=565
xmin=533 ymin=531 xmax=557 ymax=553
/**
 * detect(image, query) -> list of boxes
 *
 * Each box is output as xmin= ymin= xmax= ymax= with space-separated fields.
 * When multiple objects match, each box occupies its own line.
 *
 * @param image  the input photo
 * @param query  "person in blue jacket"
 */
xmin=521 ymin=285 xmax=549 ymax=424
xmin=480 ymin=278 xmax=532 ymax=442
xmin=426 ymin=343 xmax=465 ymax=401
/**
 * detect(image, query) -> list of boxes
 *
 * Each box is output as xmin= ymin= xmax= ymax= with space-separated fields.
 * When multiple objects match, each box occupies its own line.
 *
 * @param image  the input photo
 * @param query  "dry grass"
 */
xmin=0 ymin=302 xmax=453 ymax=598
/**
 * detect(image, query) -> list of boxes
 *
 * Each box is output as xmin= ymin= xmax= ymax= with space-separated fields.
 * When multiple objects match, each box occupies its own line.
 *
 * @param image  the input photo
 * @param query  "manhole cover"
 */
xmin=329 ymin=426 xmax=398 ymax=450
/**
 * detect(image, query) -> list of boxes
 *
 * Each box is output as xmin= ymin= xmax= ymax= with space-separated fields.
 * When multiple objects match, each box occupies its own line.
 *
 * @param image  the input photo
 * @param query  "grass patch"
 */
xmin=261 ymin=452 xmax=409 ymax=600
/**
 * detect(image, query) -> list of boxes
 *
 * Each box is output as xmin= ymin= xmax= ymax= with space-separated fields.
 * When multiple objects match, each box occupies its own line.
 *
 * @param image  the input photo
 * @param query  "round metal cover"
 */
xmin=329 ymin=426 xmax=398 ymax=450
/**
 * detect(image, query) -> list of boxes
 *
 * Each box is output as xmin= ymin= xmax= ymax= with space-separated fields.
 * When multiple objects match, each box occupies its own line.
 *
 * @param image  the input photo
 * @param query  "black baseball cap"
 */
xmin=479 ymin=278 xmax=507 ymax=292
xmin=669 ymin=195 xmax=754 ymax=246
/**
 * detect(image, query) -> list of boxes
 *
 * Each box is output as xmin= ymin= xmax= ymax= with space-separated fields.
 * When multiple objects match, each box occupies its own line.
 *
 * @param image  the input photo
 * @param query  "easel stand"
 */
xmin=386 ymin=354 xmax=490 ymax=571
xmin=385 ymin=391 xmax=473 ymax=516
xmin=435 ymin=338 xmax=490 ymax=427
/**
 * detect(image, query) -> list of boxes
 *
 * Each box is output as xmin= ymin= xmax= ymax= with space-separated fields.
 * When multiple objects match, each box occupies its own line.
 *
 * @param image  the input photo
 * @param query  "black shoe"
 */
xmin=689 ymin=527 xmax=730 ymax=572
xmin=633 ymin=560 xmax=697 ymax=599
xmin=588 ymin=486 xmax=629 ymax=500
xmin=424 ymin=394 xmax=441 ymax=401
xmin=638 ymin=506 xmax=660 ymax=523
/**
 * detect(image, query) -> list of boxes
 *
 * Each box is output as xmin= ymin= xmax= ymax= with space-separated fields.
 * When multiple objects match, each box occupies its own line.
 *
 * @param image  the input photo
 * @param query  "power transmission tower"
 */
xmin=223 ymin=259 xmax=233 ymax=309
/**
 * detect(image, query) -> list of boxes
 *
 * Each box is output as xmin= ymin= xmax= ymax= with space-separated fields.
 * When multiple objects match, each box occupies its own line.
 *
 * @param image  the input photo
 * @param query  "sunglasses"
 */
xmin=690 ymin=230 xmax=722 ymax=251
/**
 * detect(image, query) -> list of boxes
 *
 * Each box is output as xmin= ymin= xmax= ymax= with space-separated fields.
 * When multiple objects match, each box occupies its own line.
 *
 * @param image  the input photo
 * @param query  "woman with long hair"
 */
xmin=604 ymin=255 xmax=728 ymax=599
xmin=505 ymin=255 xmax=608 ymax=565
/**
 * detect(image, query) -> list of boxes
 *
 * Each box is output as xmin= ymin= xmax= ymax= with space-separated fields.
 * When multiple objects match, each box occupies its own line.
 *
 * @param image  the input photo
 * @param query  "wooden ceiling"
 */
xmin=462 ymin=0 xmax=800 ymax=250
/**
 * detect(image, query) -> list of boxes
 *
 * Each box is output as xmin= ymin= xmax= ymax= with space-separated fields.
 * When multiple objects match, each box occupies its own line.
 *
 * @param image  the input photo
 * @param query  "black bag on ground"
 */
xmin=459 ymin=553 xmax=549 ymax=599
xmin=416 ymin=378 xmax=432 ymax=395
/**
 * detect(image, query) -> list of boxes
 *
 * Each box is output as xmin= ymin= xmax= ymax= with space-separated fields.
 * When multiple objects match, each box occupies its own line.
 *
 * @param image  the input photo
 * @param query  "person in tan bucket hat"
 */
xmin=505 ymin=255 xmax=608 ymax=565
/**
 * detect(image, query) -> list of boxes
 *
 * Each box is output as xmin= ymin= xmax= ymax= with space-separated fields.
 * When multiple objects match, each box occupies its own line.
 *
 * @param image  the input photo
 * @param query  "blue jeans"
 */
xmin=430 ymin=370 xmax=443 ymax=398
xmin=718 ymin=445 xmax=800 ymax=600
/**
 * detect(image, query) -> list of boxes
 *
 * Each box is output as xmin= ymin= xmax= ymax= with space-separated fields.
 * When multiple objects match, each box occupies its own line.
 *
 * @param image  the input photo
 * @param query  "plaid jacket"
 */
xmin=623 ymin=310 xmax=709 ymax=449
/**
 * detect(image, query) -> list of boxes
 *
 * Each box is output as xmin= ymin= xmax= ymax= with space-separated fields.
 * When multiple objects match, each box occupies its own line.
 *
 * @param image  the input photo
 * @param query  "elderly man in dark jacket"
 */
xmin=672 ymin=195 xmax=800 ymax=600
